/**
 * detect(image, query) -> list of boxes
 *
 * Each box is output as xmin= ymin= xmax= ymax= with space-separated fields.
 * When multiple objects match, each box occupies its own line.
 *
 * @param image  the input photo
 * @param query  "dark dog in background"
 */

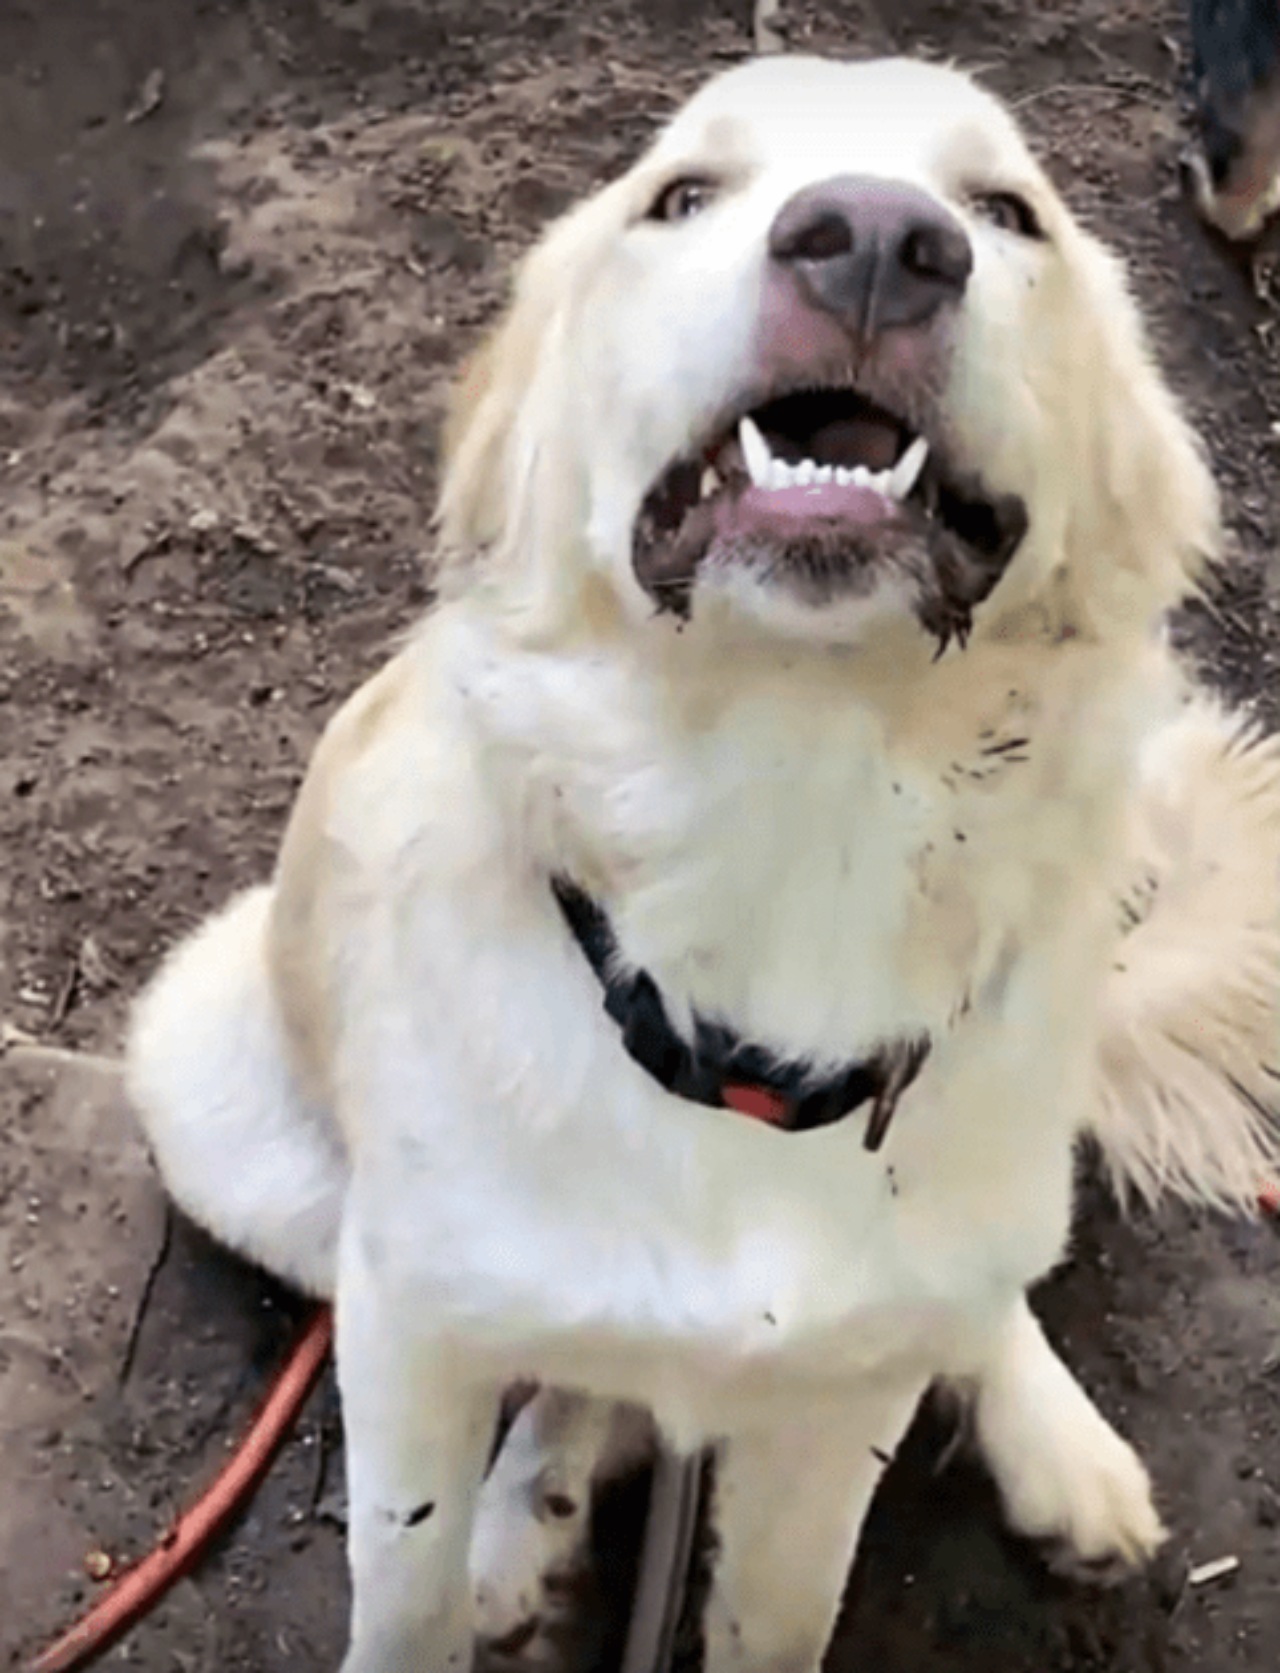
xmin=1186 ymin=0 xmax=1280 ymax=239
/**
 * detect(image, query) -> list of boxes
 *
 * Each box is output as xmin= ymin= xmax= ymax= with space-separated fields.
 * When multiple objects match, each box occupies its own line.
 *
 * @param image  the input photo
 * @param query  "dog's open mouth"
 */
xmin=632 ymin=383 xmax=1028 ymax=647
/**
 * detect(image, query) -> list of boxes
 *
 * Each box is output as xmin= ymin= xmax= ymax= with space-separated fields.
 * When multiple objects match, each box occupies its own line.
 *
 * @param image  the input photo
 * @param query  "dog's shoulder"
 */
xmin=275 ymin=613 xmax=480 ymax=886
xmin=264 ymin=614 xmax=494 ymax=1090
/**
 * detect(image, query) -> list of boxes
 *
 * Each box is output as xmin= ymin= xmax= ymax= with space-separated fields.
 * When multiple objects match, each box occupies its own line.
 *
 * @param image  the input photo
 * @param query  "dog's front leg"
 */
xmin=700 ymin=1379 xmax=926 ymax=1673
xmin=971 ymin=1295 xmax=1165 ymax=1580
xmin=337 ymin=1233 xmax=499 ymax=1673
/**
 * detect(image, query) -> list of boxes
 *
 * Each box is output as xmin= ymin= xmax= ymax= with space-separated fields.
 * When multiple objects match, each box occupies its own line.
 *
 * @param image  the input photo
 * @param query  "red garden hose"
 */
xmin=24 ymin=1305 xmax=334 ymax=1673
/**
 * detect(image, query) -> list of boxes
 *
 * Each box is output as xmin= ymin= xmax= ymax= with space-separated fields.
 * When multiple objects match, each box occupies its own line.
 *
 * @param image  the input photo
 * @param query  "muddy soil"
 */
xmin=1 ymin=1 xmax=1278 ymax=1669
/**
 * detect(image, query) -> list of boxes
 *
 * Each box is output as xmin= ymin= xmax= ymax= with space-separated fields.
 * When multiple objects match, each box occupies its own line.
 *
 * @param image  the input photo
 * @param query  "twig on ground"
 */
xmin=118 ymin=1206 xmax=173 ymax=1389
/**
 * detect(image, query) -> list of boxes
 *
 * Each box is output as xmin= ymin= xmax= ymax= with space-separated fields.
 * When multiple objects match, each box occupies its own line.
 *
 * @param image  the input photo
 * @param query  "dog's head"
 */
xmin=440 ymin=56 xmax=1217 ymax=650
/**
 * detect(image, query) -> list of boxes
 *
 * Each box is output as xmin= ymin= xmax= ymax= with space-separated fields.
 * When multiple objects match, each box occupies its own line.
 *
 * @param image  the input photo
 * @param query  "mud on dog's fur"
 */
xmin=127 ymin=55 xmax=1280 ymax=1673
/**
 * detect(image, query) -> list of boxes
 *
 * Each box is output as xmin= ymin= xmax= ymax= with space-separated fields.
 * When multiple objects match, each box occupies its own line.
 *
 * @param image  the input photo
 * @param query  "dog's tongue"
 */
xmin=721 ymin=481 xmax=900 ymax=529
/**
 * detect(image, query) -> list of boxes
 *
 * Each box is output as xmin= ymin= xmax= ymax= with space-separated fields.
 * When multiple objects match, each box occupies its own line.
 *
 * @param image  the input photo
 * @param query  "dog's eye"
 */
xmin=646 ymin=176 xmax=717 ymax=224
xmin=972 ymin=191 xmax=1044 ymax=239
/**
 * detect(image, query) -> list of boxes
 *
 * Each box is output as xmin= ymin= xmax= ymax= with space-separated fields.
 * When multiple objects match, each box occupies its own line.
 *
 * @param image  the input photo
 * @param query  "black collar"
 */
xmin=552 ymin=877 xmax=929 ymax=1150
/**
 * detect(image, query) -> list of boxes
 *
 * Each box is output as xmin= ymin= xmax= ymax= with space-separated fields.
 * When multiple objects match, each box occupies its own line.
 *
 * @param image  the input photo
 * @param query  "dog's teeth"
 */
xmin=739 ymin=415 xmax=772 ymax=488
xmin=734 ymin=418 xmax=928 ymax=500
xmin=888 ymin=436 xmax=929 ymax=500
xmin=700 ymin=465 xmax=720 ymax=499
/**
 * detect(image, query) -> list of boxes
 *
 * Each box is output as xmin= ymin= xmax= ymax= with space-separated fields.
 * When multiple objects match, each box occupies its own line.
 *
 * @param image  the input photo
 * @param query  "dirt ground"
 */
xmin=2 ymin=0 xmax=1279 ymax=1668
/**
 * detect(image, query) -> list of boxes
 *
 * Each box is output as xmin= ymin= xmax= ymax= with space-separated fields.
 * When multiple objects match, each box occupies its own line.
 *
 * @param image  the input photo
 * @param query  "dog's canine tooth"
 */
xmin=888 ymin=435 xmax=929 ymax=500
xmin=700 ymin=465 xmax=721 ymax=499
xmin=739 ymin=414 xmax=772 ymax=487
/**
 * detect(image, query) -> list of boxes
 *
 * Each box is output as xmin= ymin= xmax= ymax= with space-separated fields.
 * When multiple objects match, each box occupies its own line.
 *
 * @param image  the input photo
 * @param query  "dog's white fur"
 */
xmin=127 ymin=56 xmax=1280 ymax=1672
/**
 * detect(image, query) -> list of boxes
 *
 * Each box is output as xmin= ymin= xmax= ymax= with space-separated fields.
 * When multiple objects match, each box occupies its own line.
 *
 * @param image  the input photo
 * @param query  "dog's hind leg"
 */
xmin=471 ymin=1390 xmax=654 ymax=1660
xmin=126 ymin=884 xmax=346 ymax=1298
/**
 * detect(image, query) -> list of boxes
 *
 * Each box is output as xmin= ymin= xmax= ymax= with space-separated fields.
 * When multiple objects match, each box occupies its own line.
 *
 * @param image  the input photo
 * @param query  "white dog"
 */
xmin=126 ymin=54 xmax=1280 ymax=1673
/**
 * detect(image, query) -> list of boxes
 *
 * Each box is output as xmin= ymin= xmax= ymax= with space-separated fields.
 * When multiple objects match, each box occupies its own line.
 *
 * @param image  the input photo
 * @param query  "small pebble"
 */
xmin=84 ymin=1549 xmax=113 ymax=1582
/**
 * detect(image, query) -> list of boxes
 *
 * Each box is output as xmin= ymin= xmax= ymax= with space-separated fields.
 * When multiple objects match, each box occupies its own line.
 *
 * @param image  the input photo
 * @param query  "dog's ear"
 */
xmin=435 ymin=263 xmax=556 ymax=580
xmin=1057 ymin=239 xmax=1220 ymax=635
xmin=434 ymin=183 xmax=631 ymax=610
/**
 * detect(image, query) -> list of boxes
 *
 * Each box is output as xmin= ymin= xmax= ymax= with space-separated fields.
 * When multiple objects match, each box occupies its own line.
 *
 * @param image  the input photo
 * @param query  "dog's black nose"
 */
xmin=769 ymin=175 xmax=972 ymax=337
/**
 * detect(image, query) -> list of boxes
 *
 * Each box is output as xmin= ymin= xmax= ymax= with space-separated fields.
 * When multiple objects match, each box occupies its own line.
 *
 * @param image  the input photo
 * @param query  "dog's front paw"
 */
xmin=974 ymin=1320 xmax=1166 ymax=1583
xmin=1009 ymin=1418 xmax=1165 ymax=1583
xmin=980 ymin=1391 xmax=1165 ymax=1581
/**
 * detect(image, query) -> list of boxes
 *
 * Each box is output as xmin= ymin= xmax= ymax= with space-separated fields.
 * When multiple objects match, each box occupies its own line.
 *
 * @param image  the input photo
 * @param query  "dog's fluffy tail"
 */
xmin=126 ymin=885 xmax=346 ymax=1297
xmin=1091 ymin=696 xmax=1280 ymax=1213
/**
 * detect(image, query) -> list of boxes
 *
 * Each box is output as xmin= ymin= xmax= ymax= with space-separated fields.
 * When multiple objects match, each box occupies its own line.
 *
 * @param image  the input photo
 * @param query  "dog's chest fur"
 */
xmin=302 ymin=613 xmax=1156 ymax=1414
xmin=461 ymin=616 xmax=1133 ymax=1068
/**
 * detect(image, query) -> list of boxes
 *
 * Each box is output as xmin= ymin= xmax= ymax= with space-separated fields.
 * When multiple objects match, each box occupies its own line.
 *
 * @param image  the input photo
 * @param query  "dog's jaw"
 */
xmin=627 ymin=373 xmax=1029 ymax=651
